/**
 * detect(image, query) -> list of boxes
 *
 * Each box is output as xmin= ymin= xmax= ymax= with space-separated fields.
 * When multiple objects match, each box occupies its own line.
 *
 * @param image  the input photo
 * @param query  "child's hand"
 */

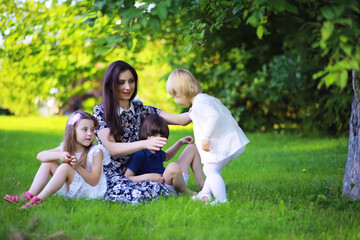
xmin=59 ymin=152 xmax=72 ymax=163
xmin=180 ymin=136 xmax=194 ymax=145
xmin=145 ymin=136 xmax=167 ymax=151
xmin=149 ymin=173 xmax=165 ymax=183
xmin=70 ymin=156 xmax=80 ymax=170
xmin=202 ymin=139 xmax=210 ymax=152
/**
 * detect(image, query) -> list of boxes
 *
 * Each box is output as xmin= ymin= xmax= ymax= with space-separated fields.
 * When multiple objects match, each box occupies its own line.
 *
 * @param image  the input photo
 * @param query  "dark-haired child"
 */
xmin=125 ymin=114 xmax=199 ymax=195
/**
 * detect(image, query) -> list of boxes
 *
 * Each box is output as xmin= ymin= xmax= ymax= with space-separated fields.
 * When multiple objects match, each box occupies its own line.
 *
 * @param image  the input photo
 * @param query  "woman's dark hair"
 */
xmin=102 ymin=60 xmax=138 ymax=142
xmin=139 ymin=114 xmax=169 ymax=140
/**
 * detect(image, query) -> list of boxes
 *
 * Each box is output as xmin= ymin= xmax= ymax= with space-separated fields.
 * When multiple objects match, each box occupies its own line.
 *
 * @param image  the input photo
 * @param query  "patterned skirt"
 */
xmin=103 ymin=171 xmax=170 ymax=204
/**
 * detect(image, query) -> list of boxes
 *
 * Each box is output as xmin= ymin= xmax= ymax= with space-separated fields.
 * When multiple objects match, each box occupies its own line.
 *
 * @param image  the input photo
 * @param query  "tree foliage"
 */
xmin=0 ymin=0 xmax=358 ymax=134
xmin=87 ymin=0 xmax=359 ymax=134
xmin=0 ymin=0 xmax=176 ymax=115
xmin=0 ymin=0 xmax=102 ymax=115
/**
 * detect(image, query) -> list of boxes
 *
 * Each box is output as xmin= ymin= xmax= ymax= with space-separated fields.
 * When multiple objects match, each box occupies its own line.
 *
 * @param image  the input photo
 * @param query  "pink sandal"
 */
xmin=20 ymin=196 xmax=43 ymax=209
xmin=4 ymin=191 xmax=34 ymax=203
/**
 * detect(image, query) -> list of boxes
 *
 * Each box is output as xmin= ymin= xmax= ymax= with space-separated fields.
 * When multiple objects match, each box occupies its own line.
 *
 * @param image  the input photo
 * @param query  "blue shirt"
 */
xmin=127 ymin=149 xmax=166 ymax=175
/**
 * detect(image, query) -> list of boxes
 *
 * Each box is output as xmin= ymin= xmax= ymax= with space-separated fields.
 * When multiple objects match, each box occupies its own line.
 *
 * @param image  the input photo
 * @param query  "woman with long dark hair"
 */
xmin=93 ymin=60 xmax=204 ymax=204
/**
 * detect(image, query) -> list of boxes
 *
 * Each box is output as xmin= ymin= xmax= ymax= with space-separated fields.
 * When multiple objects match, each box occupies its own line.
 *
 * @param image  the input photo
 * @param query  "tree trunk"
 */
xmin=342 ymin=71 xmax=360 ymax=200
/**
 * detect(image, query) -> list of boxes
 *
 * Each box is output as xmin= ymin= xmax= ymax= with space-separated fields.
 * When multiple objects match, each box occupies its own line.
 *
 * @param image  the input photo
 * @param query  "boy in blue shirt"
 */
xmin=125 ymin=114 xmax=198 ymax=195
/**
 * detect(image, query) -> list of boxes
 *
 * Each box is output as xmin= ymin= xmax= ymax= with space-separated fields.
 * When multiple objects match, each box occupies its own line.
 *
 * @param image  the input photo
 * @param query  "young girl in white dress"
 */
xmin=166 ymin=69 xmax=250 ymax=205
xmin=4 ymin=111 xmax=109 ymax=209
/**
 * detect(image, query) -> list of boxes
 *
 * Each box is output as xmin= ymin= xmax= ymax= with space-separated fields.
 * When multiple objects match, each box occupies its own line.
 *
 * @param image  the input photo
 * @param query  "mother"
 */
xmin=93 ymin=60 xmax=204 ymax=204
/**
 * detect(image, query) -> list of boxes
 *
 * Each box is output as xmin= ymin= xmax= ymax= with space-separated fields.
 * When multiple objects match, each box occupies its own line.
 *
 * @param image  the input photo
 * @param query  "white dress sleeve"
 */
xmin=87 ymin=145 xmax=102 ymax=167
xmin=192 ymin=97 xmax=221 ymax=140
xmin=98 ymin=145 xmax=111 ymax=165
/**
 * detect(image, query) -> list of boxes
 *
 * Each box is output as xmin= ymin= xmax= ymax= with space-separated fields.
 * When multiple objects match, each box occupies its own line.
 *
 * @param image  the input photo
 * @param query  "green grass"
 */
xmin=1 ymin=116 xmax=359 ymax=240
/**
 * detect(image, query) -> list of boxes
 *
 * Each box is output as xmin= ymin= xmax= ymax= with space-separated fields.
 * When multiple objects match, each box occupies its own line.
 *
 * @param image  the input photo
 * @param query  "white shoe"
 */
xmin=209 ymin=199 xmax=227 ymax=205
xmin=191 ymin=193 xmax=211 ymax=202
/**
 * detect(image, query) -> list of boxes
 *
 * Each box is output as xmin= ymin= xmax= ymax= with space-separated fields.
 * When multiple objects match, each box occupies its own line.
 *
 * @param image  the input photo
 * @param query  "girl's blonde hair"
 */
xmin=63 ymin=111 xmax=99 ymax=169
xmin=166 ymin=69 xmax=202 ymax=98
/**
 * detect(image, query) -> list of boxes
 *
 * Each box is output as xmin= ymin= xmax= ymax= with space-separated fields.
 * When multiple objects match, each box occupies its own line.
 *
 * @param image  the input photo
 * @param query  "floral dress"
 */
xmin=93 ymin=101 xmax=170 ymax=204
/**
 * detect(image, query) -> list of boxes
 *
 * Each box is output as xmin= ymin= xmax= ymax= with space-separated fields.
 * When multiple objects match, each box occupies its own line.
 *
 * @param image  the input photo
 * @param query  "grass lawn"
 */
xmin=0 ymin=116 xmax=359 ymax=240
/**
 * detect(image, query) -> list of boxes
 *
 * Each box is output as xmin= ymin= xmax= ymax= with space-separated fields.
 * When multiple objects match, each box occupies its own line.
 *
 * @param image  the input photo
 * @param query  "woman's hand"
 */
xmin=59 ymin=152 xmax=72 ymax=163
xmin=179 ymin=136 xmax=194 ymax=145
xmin=148 ymin=173 xmax=165 ymax=183
xmin=70 ymin=156 xmax=81 ymax=170
xmin=202 ymin=139 xmax=210 ymax=152
xmin=144 ymin=137 xmax=167 ymax=151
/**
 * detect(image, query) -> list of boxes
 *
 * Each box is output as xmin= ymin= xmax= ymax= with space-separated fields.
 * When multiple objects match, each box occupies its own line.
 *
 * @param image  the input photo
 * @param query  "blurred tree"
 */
xmin=0 ymin=0 xmax=103 ymax=115
xmin=0 ymin=0 xmax=177 ymax=115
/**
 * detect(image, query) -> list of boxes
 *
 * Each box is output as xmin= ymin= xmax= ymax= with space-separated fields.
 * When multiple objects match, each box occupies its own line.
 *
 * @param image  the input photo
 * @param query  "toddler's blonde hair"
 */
xmin=166 ymin=69 xmax=202 ymax=98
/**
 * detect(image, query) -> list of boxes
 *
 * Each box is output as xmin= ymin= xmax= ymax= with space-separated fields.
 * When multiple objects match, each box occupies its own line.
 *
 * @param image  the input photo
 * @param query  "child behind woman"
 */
xmin=125 ymin=114 xmax=198 ymax=195
xmin=4 ymin=111 xmax=109 ymax=209
xmin=166 ymin=69 xmax=250 ymax=205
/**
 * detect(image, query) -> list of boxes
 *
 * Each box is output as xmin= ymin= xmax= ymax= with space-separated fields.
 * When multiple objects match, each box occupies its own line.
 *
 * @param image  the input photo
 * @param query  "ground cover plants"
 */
xmin=0 ymin=116 xmax=359 ymax=240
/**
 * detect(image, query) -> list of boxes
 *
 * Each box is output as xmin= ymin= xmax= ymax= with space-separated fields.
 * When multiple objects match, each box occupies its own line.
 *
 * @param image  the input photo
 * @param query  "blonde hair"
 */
xmin=63 ymin=111 xmax=99 ymax=169
xmin=166 ymin=69 xmax=202 ymax=98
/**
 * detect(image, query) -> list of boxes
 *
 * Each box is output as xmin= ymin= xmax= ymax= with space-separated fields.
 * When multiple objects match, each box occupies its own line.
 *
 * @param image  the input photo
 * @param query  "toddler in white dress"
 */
xmin=166 ymin=69 xmax=249 ymax=204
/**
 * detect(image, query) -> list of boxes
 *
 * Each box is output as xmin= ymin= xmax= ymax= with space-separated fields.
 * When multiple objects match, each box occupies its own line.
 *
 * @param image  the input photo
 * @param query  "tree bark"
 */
xmin=342 ymin=71 xmax=360 ymax=200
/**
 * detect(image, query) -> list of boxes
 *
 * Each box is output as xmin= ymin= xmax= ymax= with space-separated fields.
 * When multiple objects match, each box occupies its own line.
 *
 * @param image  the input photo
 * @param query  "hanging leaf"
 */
xmin=257 ymin=25 xmax=264 ymax=39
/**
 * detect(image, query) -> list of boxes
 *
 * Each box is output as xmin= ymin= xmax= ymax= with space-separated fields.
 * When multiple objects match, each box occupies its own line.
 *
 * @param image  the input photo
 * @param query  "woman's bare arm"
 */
xmin=160 ymin=111 xmax=192 ymax=126
xmin=97 ymin=128 xmax=167 ymax=156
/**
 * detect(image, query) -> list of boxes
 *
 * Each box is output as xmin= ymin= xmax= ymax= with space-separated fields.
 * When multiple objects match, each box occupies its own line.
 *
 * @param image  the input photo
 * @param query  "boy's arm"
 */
xmin=165 ymin=136 xmax=194 ymax=161
xmin=124 ymin=168 xmax=164 ymax=183
xmin=125 ymin=151 xmax=165 ymax=183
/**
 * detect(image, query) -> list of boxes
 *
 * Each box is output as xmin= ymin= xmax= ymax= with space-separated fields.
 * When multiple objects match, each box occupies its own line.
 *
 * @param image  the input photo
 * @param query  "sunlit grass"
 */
xmin=1 ymin=116 xmax=359 ymax=240
xmin=0 ymin=116 xmax=67 ymax=133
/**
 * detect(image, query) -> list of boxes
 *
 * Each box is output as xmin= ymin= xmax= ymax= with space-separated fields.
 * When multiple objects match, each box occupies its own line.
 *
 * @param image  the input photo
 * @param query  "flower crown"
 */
xmin=67 ymin=112 xmax=82 ymax=126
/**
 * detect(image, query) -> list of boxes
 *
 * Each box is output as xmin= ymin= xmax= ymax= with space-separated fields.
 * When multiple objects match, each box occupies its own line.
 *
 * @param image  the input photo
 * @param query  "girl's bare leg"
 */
xmin=37 ymin=163 xmax=75 ymax=200
xmin=28 ymin=161 xmax=60 ymax=196
xmin=176 ymin=144 xmax=204 ymax=187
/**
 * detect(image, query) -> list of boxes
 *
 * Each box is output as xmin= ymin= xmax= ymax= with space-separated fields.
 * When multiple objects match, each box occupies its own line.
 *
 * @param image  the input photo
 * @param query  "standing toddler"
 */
xmin=166 ymin=69 xmax=249 ymax=204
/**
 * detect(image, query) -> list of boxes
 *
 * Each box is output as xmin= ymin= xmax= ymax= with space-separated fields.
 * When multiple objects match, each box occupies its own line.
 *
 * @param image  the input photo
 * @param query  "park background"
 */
xmin=1 ymin=0 xmax=360 ymax=239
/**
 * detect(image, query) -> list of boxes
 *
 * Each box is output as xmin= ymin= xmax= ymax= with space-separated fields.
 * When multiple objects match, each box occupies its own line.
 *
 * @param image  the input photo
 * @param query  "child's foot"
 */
xmin=4 ymin=192 xmax=34 ymax=204
xmin=191 ymin=193 xmax=211 ymax=202
xmin=19 ymin=196 xmax=43 ymax=209
xmin=209 ymin=199 xmax=228 ymax=206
